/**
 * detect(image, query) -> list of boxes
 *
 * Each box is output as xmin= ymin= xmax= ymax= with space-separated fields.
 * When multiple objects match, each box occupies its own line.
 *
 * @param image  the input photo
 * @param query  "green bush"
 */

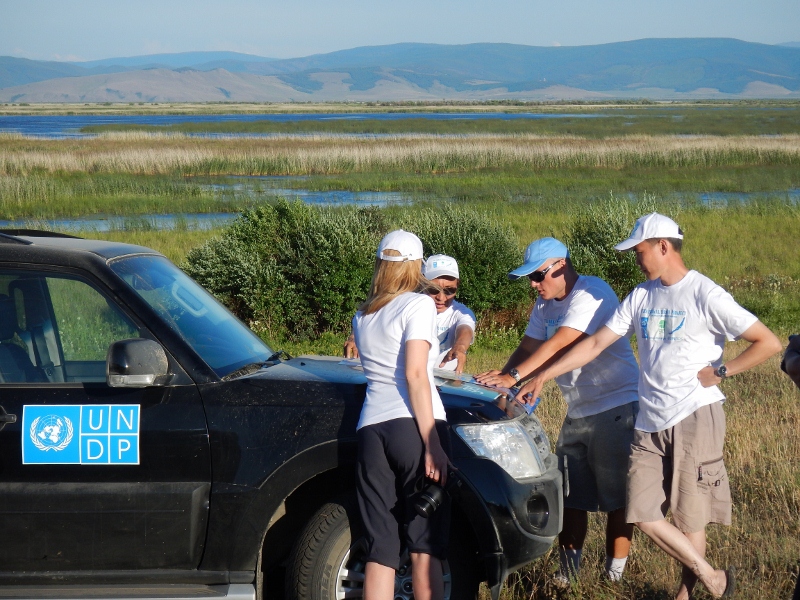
xmin=184 ymin=200 xmax=528 ymax=342
xmin=563 ymin=195 xmax=660 ymax=299
xmin=396 ymin=205 xmax=531 ymax=315
xmin=184 ymin=200 xmax=384 ymax=341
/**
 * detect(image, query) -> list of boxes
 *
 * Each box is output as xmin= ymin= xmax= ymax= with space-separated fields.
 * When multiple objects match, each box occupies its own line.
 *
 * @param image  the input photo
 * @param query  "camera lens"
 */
xmin=414 ymin=483 xmax=445 ymax=518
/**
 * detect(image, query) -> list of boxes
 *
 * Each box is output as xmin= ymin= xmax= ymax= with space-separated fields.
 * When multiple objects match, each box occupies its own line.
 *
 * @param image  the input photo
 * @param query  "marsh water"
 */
xmin=0 ymin=112 xmax=603 ymax=138
xmin=1 ymin=175 xmax=797 ymax=232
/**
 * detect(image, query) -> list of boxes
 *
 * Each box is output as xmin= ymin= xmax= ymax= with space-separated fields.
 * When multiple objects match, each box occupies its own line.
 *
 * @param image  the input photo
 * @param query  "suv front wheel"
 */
xmin=286 ymin=498 xmax=479 ymax=600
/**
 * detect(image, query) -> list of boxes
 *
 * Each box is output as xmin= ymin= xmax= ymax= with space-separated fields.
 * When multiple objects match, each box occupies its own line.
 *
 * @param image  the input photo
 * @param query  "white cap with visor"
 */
xmin=377 ymin=229 xmax=424 ymax=262
xmin=423 ymin=254 xmax=460 ymax=279
xmin=614 ymin=212 xmax=684 ymax=251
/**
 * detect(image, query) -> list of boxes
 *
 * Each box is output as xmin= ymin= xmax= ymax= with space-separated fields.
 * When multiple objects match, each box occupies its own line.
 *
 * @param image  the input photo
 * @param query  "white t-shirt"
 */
xmin=605 ymin=270 xmax=757 ymax=433
xmin=435 ymin=300 xmax=476 ymax=370
xmin=353 ymin=292 xmax=445 ymax=430
xmin=525 ymin=275 xmax=639 ymax=418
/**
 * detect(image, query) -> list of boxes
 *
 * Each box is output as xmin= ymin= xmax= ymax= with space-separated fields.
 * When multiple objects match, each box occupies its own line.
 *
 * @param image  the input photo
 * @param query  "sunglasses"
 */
xmin=527 ymin=260 xmax=561 ymax=283
xmin=427 ymin=285 xmax=458 ymax=297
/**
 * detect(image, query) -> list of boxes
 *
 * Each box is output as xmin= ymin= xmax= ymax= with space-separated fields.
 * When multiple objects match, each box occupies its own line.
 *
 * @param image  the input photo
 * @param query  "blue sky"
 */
xmin=3 ymin=0 xmax=799 ymax=62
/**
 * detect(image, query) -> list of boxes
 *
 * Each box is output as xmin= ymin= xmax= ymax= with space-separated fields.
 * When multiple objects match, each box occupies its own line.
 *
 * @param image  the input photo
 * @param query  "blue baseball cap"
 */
xmin=508 ymin=237 xmax=569 ymax=280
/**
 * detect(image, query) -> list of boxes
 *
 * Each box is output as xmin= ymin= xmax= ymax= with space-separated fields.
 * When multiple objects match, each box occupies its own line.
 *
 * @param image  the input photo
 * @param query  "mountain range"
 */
xmin=2 ymin=38 xmax=799 ymax=103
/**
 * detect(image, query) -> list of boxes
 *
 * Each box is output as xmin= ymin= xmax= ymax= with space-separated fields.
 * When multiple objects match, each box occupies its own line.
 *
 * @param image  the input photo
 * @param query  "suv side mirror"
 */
xmin=107 ymin=339 xmax=170 ymax=388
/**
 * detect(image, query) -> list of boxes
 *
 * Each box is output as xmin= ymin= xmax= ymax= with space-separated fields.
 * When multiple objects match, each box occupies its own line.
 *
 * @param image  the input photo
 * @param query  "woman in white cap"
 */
xmin=352 ymin=229 xmax=451 ymax=600
xmin=345 ymin=254 xmax=476 ymax=374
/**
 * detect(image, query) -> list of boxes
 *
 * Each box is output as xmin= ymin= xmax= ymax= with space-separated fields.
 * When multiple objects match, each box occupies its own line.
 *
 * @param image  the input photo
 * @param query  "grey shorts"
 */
xmin=626 ymin=401 xmax=731 ymax=533
xmin=556 ymin=401 xmax=638 ymax=513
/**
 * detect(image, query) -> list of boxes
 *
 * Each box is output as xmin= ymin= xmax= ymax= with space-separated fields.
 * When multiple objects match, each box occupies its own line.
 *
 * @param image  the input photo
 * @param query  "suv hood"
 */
xmin=250 ymin=355 xmax=530 ymax=421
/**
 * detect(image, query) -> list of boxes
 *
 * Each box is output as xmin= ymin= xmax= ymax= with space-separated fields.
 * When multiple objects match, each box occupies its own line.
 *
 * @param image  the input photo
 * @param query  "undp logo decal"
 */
xmin=22 ymin=405 xmax=140 ymax=465
xmin=30 ymin=414 xmax=75 ymax=451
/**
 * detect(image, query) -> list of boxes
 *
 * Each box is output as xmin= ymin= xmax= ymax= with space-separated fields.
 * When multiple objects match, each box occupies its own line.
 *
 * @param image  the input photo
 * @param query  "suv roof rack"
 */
xmin=0 ymin=229 xmax=83 ymax=240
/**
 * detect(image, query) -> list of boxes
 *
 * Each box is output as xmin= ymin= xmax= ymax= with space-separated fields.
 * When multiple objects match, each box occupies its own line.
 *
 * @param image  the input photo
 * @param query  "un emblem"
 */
xmin=30 ymin=415 xmax=74 ymax=452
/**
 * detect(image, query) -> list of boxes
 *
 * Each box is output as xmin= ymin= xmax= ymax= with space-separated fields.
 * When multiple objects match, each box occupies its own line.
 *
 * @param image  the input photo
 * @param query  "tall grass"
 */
xmin=1 ymin=134 xmax=799 ymax=176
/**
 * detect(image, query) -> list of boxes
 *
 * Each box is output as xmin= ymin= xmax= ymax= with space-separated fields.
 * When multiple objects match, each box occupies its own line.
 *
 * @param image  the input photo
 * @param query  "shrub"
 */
xmin=396 ymin=205 xmax=531 ymax=315
xmin=184 ymin=200 xmax=384 ymax=341
xmin=184 ymin=200 xmax=529 ymax=342
xmin=563 ymin=194 xmax=660 ymax=299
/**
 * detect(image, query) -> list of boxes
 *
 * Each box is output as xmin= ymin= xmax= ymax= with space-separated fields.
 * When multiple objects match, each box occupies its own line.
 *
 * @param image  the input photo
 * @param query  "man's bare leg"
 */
xmin=636 ymin=520 xmax=728 ymax=598
xmin=607 ymin=507 xmax=634 ymax=557
xmin=558 ymin=508 xmax=588 ymax=579
xmin=675 ymin=530 xmax=705 ymax=600
xmin=605 ymin=507 xmax=634 ymax=580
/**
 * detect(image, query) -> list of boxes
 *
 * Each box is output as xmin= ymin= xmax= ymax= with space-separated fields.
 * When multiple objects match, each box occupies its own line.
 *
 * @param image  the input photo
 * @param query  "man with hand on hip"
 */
xmin=475 ymin=237 xmax=640 ymax=586
xmin=518 ymin=214 xmax=782 ymax=599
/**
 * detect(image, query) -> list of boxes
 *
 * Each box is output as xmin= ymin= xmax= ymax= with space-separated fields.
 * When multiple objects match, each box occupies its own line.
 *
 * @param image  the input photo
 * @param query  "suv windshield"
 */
xmin=110 ymin=255 xmax=273 ymax=378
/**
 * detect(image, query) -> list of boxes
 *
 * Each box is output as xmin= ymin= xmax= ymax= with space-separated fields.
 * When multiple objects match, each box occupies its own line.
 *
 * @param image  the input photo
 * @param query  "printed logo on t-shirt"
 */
xmin=437 ymin=324 xmax=451 ymax=352
xmin=639 ymin=308 xmax=686 ymax=341
xmin=545 ymin=315 xmax=564 ymax=340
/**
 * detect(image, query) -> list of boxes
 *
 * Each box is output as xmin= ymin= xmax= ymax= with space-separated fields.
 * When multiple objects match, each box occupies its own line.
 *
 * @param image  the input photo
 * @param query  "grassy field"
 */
xmin=1 ymin=131 xmax=799 ymax=219
xmin=4 ymin=102 xmax=800 ymax=598
xmin=79 ymin=105 xmax=800 ymax=137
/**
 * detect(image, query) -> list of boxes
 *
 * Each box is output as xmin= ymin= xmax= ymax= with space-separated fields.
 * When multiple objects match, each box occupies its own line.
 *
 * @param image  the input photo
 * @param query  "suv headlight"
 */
xmin=455 ymin=421 xmax=545 ymax=480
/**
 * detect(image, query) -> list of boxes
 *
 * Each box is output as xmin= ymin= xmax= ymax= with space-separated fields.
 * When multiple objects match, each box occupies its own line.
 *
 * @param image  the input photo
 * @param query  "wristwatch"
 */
xmin=508 ymin=368 xmax=522 ymax=383
xmin=714 ymin=365 xmax=727 ymax=379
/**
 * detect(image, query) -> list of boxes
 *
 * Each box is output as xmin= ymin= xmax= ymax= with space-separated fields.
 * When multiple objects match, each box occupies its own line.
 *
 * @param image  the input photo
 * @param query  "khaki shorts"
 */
xmin=556 ymin=401 xmax=638 ymax=513
xmin=626 ymin=401 xmax=731 ymax=533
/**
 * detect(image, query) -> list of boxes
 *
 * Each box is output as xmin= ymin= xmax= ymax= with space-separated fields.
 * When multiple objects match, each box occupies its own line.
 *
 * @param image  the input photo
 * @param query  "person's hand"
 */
xmin=424 ymin=438 xmax=450 ymax=486
xmin=343 ymin=334 xmax=359 ymax=359
xmin=439 ymin=347 xmax=467 ymax=373
xmin=516 ymin=374 xmax=545 ymax=404
xmin=697 ymin=365 xmax=722 ymax=388
xmin=474 ymin=370 xmax=515 ymax=388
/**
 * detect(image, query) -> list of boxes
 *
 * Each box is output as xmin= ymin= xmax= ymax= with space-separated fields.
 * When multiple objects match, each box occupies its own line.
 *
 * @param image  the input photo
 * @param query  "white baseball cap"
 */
xmin=423 ymin=254 xmax=460 ymax=280
xmin=377 ymin=229 xmax=424 ymax=262
xmin=614 ymin=212 xmax=684 ymax=251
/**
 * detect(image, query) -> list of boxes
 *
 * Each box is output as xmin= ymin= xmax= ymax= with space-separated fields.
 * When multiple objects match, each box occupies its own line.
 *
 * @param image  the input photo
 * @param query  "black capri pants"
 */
xmin=356 ymin=418 xmax=451 ymax=569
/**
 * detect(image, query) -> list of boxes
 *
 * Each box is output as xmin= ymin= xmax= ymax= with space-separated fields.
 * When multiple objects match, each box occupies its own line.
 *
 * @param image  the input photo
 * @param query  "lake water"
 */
xmin=0 ymin=177 xmax=414 ymax=231
xmin=0 ymin=112 xmax=603 ymax=138
xmin=1 ymin=180 xmax=797 ymax=232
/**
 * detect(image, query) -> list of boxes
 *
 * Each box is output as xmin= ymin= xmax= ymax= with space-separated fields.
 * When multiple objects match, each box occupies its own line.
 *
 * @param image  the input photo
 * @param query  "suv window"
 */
xmin=0 ymin=272 xmax=139 ymax=384
xmin=110 ymin=255 xmax=273 ymax=378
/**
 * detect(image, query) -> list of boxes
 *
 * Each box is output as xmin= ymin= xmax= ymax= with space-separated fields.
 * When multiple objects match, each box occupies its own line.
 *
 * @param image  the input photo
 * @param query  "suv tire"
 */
xmin=285 ymin=498 xmax=479 ymax=600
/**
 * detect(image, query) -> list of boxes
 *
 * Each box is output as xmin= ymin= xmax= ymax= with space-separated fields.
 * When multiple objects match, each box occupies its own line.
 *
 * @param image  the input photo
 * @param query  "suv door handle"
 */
xmin=0 ymin=414 xmax=17 ymax=423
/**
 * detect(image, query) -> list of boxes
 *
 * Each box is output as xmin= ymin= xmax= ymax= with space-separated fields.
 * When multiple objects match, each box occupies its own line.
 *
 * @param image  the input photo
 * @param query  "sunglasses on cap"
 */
xmin=527 ymin=260 xmax=562 ymax=283
xmin=427 ymin=285 xmax=458 ymax=297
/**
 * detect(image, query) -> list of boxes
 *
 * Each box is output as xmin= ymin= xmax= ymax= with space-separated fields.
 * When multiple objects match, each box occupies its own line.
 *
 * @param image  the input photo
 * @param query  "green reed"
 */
xmin=79 ymin=104 xmax=800 ymax=137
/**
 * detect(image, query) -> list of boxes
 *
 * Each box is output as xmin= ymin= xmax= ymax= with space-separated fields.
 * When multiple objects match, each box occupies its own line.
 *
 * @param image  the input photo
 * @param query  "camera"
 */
xmin=413 ymin=470 xmax=460 ymax=518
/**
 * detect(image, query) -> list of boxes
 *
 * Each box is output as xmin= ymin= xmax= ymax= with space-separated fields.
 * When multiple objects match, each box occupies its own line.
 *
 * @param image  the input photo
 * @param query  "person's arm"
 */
xmin=438 ymin=324 xmax=474 ymax=373
xmin=516 ymin=325 xmax=622 ymax=403
xmin=343 ymin=333 xmax=359 ymax=359
xmin=476 ymin=327 xmax=587 ymax=388
xmin=474 ymin=335 xmax=542 ymax=384
xmin=782 ymin=335 xmax=800 ymax=388
xmin=406 ymin=339 xmax=449 ymax=486
xmin=697 ymin=320 xmax=783 ymax=387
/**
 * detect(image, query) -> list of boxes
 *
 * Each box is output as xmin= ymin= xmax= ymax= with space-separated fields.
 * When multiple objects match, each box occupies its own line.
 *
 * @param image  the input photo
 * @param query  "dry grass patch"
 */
xmin=1 ymin=134 xmax=799 ymax=176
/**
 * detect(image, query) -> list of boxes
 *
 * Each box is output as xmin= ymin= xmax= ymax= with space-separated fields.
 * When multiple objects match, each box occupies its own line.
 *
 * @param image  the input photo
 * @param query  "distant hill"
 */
xmin=70 ymin=51 xmax=278 ymax=70
xmin=2 ymin=39 xmax=799 ymax=102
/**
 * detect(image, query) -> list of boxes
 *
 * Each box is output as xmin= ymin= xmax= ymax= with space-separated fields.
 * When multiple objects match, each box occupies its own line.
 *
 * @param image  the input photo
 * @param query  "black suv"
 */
xmin=0 ymin=231 xmax=562 ymax=600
